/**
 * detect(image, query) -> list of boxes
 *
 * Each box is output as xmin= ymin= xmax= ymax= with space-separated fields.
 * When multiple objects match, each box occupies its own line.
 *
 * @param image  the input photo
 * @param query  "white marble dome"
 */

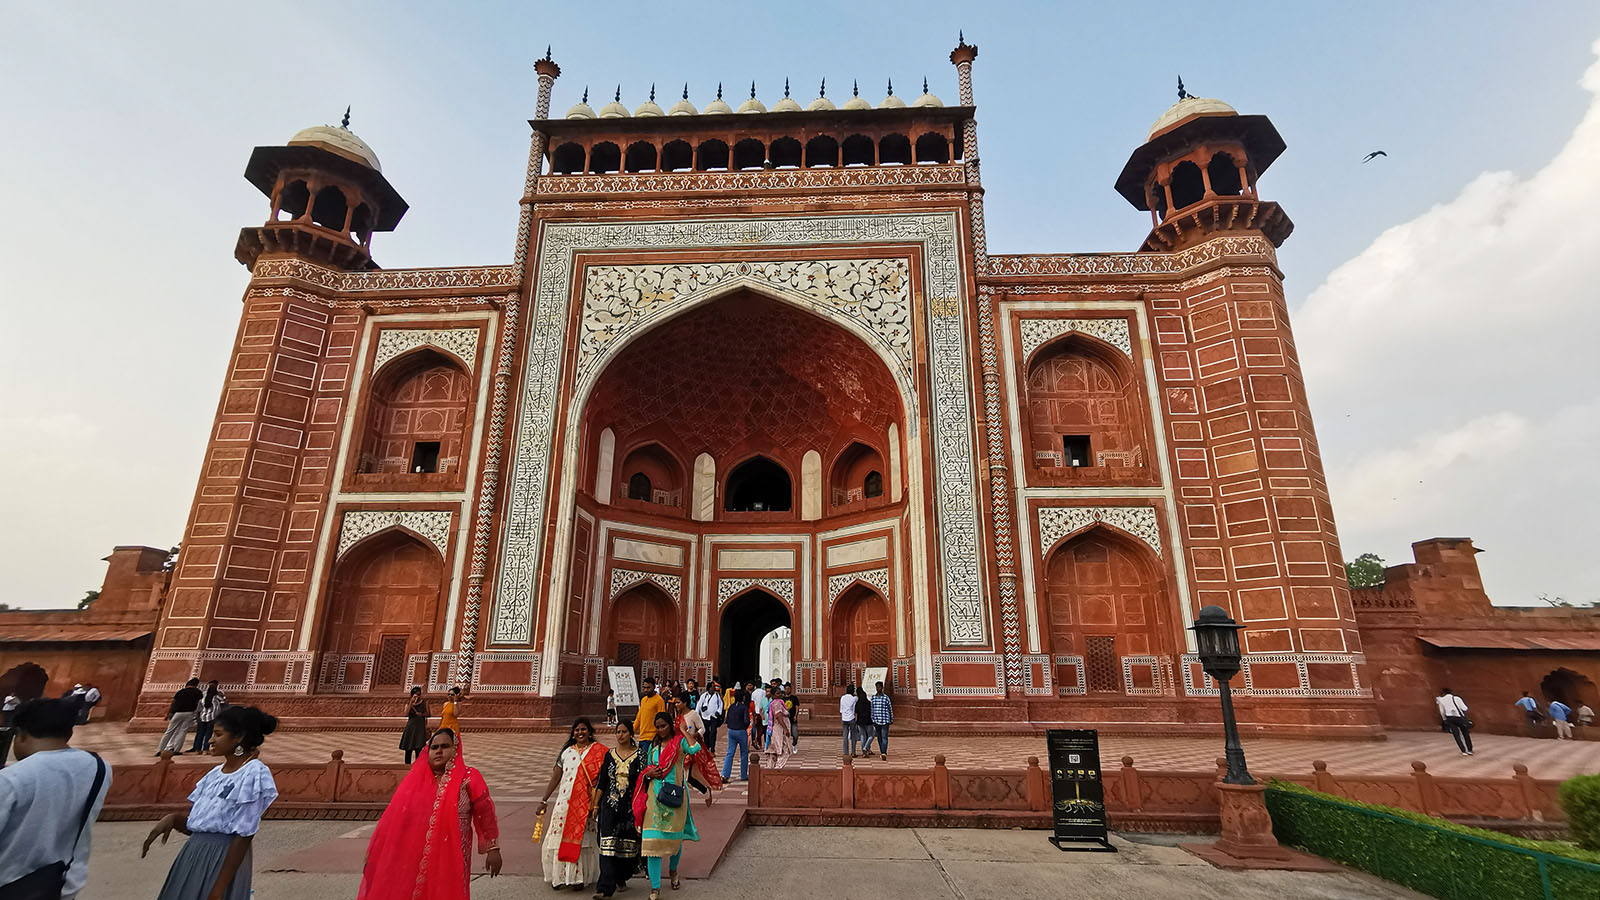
xmin=565 ymin=92 xmax=596 ymax=119
xmin=1146 ymin=96 xmax=1237 ymax=141
xmin=703 ymin=91 xmax=734 ymax=115
xmin=877 ymin=82 xmax=906 ymax=109
xmin=807 ymin=95 xmax=836 ymax=112
xmin=669 ymin=90 xmax=698 ymax=116
xmin=911 ymin=78 xmax=944 ymax=108
xmin=635 ymin=98 xmax=664 ymax=117
xmin=289 ymin=125 xmax=381 ymax=171
xmin=737 ymin=94 xmax=768 ymax=114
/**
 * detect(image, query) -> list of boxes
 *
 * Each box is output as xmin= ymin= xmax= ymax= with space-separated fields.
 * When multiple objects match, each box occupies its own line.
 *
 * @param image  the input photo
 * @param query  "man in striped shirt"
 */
xmin=869 ymin=682 xmax=894 ymax=761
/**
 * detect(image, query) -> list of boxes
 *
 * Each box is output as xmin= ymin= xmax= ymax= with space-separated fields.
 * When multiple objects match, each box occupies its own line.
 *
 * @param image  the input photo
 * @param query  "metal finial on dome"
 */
xmin=544 ymin=45 xmax=552 ymax=61
xmin=784 ymin=77 xmax=791 ymax=98
xmin=582 ymin=87 xmax=589 ymax=104
xmin=820 ymin=78 xmax=826 ymax=97
xmin=614 ymin=85 xmax=622 ymax=102
xmin=683 ymin=83 xmax=690 ymax=100
xmin=341 ymin=105 xmax=350 ymax=129
xmin=887 ymin=78 xmax=894 ymax=95
xmin=750 ymin=80 xmax=757 ymax=99
xmin=1177 ymin=76 xmax=1189 ymax=100
xmin=717 ymin=82 xmax=724 ymax=100
xmin=923 ymin=76 xmax=929 ymax=94
xmin=650 ymin=83 xmax=656 ymax=102
xmin=959 ymin=30 xmax=965 ymax=44
xmin=853 ymin=79 xmax=859 ymax=97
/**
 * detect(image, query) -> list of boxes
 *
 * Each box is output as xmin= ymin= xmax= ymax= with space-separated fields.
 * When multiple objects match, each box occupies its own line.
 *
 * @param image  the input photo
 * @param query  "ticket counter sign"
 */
xmin=1045 ymin=728 xmax=1116 ymax=852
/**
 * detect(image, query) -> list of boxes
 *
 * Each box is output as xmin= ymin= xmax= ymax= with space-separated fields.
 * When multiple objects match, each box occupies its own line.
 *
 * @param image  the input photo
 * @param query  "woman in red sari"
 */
xmin=358 ymin=728 xmax=502 ymax=900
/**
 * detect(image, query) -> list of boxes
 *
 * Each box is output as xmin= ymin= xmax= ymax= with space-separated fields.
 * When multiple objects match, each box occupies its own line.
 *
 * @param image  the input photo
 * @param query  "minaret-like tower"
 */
xmin=235 ymin=113 xmax=408 ymax=270
xmin=1115 ymin=86 xmax=1292 ymax=252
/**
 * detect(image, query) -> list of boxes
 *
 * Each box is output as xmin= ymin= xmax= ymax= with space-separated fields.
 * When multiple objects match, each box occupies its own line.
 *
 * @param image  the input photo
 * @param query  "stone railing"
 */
xmin=747 ymin=754 xmax=1565 ymax=834
xmin=98 ymin=750 xmax=408 ymax=821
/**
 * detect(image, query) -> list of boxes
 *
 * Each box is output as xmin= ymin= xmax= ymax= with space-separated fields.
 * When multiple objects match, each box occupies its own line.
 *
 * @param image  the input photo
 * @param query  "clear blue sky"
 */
xmin=3 ymin=1 xmax=1599 ymax=607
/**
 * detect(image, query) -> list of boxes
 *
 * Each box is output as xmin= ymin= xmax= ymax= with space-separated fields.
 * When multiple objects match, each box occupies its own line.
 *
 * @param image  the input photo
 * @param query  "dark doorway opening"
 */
xmin=411 ymin=441 xmax=441 ymax=473
xmin=718 ymin=589 xmax=791 ymax=687
xmin=725 ymin=456 xmax=792 ymax=511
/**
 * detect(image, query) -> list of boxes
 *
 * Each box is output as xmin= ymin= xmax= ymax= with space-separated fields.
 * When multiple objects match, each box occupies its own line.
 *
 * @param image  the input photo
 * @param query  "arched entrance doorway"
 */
xmin=611 ymin=584 xmax=678 ymax=684
xmin=833 ymin=584 xmax=891 ymax=688
xmin=1044 ymin=527 xmax=1171 ymax=694
xmin=322 ymin=530 xmax=445 ymax=688
xmin=719 ymin=590 xmax=791 ymax=687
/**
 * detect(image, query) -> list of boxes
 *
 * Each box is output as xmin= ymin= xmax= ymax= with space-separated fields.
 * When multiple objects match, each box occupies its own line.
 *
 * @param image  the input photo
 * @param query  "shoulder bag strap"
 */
xmin=67 ymin=752 xmax=106 ymax=867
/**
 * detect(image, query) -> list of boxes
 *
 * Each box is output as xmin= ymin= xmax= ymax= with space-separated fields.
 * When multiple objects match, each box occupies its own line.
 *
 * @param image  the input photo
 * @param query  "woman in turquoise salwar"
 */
xmin=632 ymin=711 xmax=720 ymax=899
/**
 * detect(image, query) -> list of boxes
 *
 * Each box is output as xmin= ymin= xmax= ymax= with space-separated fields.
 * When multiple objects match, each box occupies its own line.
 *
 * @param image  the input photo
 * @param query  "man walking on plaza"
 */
xmin=634 ymin=677 xmax=665 ymax=741
xmin=156 ymin=677 xmax=203 ymax=755
xmin=1549 ymin=698 xmax=1574 ymax=739
xmin=696 ymin=679 xmax=724 ymax=755
xmin=840 ymin=684 xmax=860 ymax=757
xmin=721 ymin=688 xmax=751 ymax=781
xmin=1515 ymin=691 xmax=1544 ymax=735
xmin=0 ymin=698 xmax=110 ymax=900
xmin=1435 ymin=687 xmax=1474 ymax=756
xmin=750 ymin=681 xmax=768 ymax=751
xmin=869 ymin=681 xmax=894 ymax=760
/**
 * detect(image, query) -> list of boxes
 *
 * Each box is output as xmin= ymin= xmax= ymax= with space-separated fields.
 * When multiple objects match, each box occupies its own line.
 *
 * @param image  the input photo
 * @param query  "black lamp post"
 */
xmin=1190 ymin=605 xmax=1254 ymax=786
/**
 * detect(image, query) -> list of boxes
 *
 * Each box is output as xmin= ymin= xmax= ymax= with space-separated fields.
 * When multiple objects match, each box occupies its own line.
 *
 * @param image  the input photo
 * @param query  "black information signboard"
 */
xmin=1046 ymin=728 xmax=1116 ymax=852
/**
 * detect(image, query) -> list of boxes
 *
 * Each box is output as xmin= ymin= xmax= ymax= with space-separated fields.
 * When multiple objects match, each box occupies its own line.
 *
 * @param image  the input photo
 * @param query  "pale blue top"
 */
xmin=186 ymin=759 xmax=277 ymax=836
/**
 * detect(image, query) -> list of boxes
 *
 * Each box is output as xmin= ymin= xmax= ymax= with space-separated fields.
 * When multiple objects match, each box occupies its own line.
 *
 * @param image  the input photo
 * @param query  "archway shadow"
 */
xmin=719 ymin=590 xmax=790 ymax=686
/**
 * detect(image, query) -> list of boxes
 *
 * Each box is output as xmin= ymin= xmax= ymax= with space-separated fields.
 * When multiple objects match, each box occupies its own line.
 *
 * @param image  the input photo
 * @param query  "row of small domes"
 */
xmin=565 ymin=78 xmax=943 ymax=119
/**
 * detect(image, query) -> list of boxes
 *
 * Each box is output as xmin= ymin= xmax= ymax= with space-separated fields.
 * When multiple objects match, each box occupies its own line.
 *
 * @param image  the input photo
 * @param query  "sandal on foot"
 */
xmin=649 ymin=892 xmax=661 ymax=900
xmin=670 ymin=872 xmax=681 ymax=890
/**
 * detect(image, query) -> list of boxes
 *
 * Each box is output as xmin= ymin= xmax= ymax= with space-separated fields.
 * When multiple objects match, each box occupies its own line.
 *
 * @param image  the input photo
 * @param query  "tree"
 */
xmin=0 ymin=602 xmax=12 ymax=612
xmin=1345 ymin=553 xmax=1386 ymax=589
xmin=77 ymin=590 xmax=100 ymax=610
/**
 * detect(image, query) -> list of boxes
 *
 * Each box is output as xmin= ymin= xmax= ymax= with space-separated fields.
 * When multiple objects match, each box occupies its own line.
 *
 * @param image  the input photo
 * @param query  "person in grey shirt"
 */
xmin=0 ymin=698 xmax=111 ymax=898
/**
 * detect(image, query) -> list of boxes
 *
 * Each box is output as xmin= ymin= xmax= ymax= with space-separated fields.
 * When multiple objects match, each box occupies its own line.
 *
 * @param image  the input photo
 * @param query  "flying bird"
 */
xmin=1362 ymin=150 xmax=1388 ymax=163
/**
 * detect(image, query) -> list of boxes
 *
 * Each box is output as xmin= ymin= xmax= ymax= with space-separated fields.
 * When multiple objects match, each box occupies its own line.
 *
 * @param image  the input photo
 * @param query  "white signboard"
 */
xmin=607 ymin=667 xmax=640 ymax=707
xmin=861 ymin=666 xmax=889 ymax=695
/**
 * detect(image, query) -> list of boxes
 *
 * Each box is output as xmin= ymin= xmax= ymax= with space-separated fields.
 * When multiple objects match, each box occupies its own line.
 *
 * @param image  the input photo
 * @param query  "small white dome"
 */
xmin=1146 ymin=96 xmax=1237 ymax=141
xmin=772 ymin=96 xmax=802 ymax=113
xmin=703 ymin=87 xmax=734 ymax=115
xmin=737 ymin=96 xmax=767 ymax=114
xmin=807 ymin=96 xmax=836 ymax=112
xmin=635 ymin=100 xmax=664 ymax=117
xmin=598 ymin=87 xmax=629 ymax=119
xmin=565 ymin=90 xmax=595 ymax=119
xmin=842 ymin=95 xmax=871 ymax=111
xmin=669 ymin=86 xmax=698 ymax=116
xmin=289 ymin=124 xmax=381 ymax=171
xmin=878 ymin=93 xmax=906 ymax=109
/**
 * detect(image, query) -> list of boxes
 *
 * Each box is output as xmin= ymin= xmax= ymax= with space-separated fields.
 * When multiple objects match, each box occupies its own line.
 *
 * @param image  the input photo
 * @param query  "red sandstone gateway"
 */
xmin=3 ymin=41 xmax=1593 ymax=738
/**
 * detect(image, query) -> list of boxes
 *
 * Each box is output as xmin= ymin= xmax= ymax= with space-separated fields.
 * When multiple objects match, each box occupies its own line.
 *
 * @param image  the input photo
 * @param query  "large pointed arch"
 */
xmin=1041 ymin=525 xmax=1174 ymax=693
xmin=319 ymin=529 xmax=446 ymax=689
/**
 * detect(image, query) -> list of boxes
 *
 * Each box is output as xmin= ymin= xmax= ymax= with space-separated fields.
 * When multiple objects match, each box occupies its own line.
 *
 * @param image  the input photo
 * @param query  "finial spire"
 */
xmin=543 ymin=45 xmax=552 ymax=61
xmin=649 ymin=83 xmax=656 ymax=102
xmin=614 ymin=85 xmax=621 ymax=102
xmin=682 ymin=83 xmax=689 ymax=100
xmin=750 ymin=80 xmax=757 ymax=99
xmin=582 ymin=86 xmax=589 ymax=104
xmin=784 ymin=77 xmax=791 ymax=98
xmin=716 ymin=82 xmax=724 ymax=100
xmin=1177 ymin=76 xmax=1189 ymax=100
xmin=340 ymin=105 xmax=350 ymax=129
xmin=959 ymin=30 xmax=965 ymax=44
xmin=819 ymin=77 xmax=826 ymax=97
xmin=922 ymin=76 xmax=929 ymax=94
xmin=853 ymin=79 xmax=859 ymax=97
xmin=887 ymin=77 xmax=894 ymax=95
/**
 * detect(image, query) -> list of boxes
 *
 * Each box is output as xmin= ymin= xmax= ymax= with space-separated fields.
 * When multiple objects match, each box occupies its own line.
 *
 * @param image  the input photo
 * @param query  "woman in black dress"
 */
xmin=594 ymin=719 xmax=644 ymax=897
xmin=399 ymin=686 xmax=429 ymax=764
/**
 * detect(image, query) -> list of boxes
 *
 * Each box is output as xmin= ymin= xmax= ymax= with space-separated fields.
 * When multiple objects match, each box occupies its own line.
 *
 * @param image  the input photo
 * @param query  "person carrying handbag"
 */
xmin=633 ymin=711 xmax=719 ymax=900
xmin=1436 ymin=687 xmax=1474 ymax=756
xmin=0 ymin=698 xmax=110 ymax=900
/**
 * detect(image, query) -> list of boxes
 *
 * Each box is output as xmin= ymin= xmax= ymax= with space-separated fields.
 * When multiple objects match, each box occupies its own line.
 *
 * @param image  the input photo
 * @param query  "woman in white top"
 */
xmin=143 ymin=705 xmax=280 ymax=900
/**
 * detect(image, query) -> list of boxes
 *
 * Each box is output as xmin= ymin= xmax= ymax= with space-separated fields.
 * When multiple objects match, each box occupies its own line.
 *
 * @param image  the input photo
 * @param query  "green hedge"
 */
xmin=1562 ymin=775 xmax=1600 ymax=851
xmin=1264 ymin=781 xmax=1600 ymax=900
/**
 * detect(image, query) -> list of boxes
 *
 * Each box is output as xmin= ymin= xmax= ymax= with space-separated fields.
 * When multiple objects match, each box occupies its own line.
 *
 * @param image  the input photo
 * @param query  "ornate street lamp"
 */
xmin=1190 ymin=605 xmax=1254 ymax=786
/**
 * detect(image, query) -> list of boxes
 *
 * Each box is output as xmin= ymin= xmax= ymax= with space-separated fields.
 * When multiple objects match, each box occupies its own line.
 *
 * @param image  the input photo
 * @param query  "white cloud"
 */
xmin=1298 ymin=38 xmax=1600 ymax=604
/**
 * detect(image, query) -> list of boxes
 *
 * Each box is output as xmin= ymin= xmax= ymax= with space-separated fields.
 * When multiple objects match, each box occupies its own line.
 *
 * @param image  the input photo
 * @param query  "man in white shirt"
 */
xmin=839 ymin=685 xmax=860 ymax=758
xmin=0 ymin=698 xmax=111 ymax=899
xmin=750 ymin=682 xmax=768 ymax=751
xmin=695 ymin=682 xmax=724 ymax=755
xmin=1435 ymin=687 xmax=1474 ymax=756
xmin=77 ymin=686 xmax=101 ymax=725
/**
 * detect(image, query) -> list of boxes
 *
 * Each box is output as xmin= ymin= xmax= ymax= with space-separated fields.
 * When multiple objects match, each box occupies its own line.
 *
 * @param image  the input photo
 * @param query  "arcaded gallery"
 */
xmin=49 ymin=41 xmax=1414 ymax=735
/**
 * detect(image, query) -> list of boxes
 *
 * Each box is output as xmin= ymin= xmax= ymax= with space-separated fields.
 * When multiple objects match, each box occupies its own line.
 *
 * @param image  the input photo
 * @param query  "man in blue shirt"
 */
xmin=1515 ymin=691 xmax=1543 ymax=736
xmin=869 ymin=681 xmax=894 ymax=761
xmin=1549 ymin=699 xmax=1574 ymax=740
